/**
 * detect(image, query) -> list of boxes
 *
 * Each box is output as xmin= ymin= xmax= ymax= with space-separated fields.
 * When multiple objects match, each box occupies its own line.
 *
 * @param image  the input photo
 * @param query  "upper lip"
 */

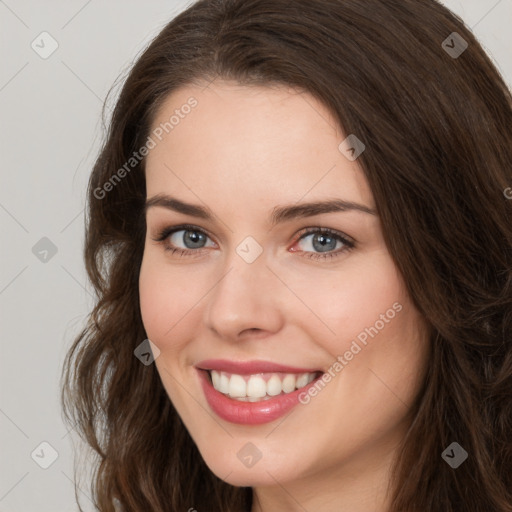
xmin=195 ymin=359 xmax=322 ymax=375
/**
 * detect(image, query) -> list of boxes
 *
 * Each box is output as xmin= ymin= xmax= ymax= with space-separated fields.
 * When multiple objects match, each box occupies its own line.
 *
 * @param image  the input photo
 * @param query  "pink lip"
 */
xmin=196 ymin=366 xmax=323 ymax=425
xmin=196 ymin=358 xmax=321 ymax=375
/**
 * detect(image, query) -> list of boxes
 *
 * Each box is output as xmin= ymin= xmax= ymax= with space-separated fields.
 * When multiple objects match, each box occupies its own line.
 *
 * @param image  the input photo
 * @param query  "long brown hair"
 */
xmin=60 ymin=0 xmax=512 ymax=510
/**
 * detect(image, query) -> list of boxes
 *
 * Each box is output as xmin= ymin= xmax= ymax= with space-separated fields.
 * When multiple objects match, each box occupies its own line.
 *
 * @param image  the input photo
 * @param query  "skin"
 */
xmin=139 ymin=79 xmax=430 ymax=512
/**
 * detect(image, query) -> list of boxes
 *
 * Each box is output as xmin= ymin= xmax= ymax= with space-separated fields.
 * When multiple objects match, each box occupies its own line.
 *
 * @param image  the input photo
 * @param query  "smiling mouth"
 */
xmin=204 ymin=369 xmax=323 ymax=402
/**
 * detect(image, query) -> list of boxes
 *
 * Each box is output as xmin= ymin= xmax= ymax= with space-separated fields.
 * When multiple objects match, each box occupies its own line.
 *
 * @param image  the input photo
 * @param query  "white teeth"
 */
xmin=218 ymin=372 xmax=230 ymax=394
xmin=295 ymin=373 xmax=309 ymax=388
xmin=281 ymin=374 xmax=296 ymax=393
xmin=247 ymin=375 xmax=267 ymax=398
xmin=266 ymin=375 xmax=282 ymax=396
xmin=228 ymin=374 xmax=246 ymax=398
xmin=209 ymin=370 xmax=319 ymax=400
xmin=211 ymin=370 xmax=220 ymax=389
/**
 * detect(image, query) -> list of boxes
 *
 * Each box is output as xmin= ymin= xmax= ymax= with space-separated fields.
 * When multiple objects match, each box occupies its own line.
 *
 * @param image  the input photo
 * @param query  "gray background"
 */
xmin=0 ymin=1 xmax=511 ymax=510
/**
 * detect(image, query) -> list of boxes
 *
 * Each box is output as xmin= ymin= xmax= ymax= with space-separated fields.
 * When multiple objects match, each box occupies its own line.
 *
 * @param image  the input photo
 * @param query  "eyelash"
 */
xmin=151 ymin=224 xmax=355 ymax=261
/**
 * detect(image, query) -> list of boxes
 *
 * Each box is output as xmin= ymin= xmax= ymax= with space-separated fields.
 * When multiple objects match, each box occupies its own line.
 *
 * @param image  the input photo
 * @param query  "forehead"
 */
xmin=144 ymin=80 xmax=373 ymax=211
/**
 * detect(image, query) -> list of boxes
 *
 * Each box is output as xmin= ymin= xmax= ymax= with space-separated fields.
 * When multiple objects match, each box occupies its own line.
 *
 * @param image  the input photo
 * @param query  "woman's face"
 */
xmin=139 ymin=80 xmax=429 ymax=492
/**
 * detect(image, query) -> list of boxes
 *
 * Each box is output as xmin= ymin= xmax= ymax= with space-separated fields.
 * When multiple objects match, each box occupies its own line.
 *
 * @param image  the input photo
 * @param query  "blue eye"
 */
xmin=293 ymin=227 xmax=355 ymax=260
xmin=168 ymin=229 xmax=212 ymax=249
xmin=153 ymin=224 xmax=215 ymax=256
xmin=152 ymin=224 xmax=355 ymax=260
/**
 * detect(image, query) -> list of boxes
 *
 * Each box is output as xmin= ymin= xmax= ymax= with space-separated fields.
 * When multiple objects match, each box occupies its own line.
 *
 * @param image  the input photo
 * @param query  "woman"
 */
xmin=61 ymin=0 xmax=512 ymax=510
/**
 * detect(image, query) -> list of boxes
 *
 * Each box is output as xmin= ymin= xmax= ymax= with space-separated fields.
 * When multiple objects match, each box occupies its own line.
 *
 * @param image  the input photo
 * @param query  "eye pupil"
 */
xmin=312 ymin=233 xmax=337 ymax=252
xmin=184 ymin=230 xmax=206 ymax=248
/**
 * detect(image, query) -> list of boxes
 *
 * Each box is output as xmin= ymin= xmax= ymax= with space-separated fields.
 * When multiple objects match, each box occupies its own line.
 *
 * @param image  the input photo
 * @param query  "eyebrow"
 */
xmin=144 ymin=194 xmax=377 ymax=225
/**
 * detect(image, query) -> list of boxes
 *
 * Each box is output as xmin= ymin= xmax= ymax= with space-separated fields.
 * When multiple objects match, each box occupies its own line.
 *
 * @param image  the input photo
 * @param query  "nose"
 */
xmin=203 ymin=248 xmax=285 ymax=342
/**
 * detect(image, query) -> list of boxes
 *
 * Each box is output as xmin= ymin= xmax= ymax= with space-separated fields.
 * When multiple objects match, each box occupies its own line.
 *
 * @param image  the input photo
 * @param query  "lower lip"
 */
xmin=197 ymin=369 xmax=322 ymax=425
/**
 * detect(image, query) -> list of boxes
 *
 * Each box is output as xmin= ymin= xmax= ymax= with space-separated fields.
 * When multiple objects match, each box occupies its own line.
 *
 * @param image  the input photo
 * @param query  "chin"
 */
xmin=197 ymin=441 xmax=309 ymax=487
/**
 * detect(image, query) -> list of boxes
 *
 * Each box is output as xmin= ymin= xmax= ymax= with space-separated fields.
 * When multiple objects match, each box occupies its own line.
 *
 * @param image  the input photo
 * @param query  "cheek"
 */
xmin=294 ymin=253 xmax=405 ymax=351
xmin=139 ymin=254 xmax=186 ymax=343
xmin=311 ymin=255 xmax=428 ymax=416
